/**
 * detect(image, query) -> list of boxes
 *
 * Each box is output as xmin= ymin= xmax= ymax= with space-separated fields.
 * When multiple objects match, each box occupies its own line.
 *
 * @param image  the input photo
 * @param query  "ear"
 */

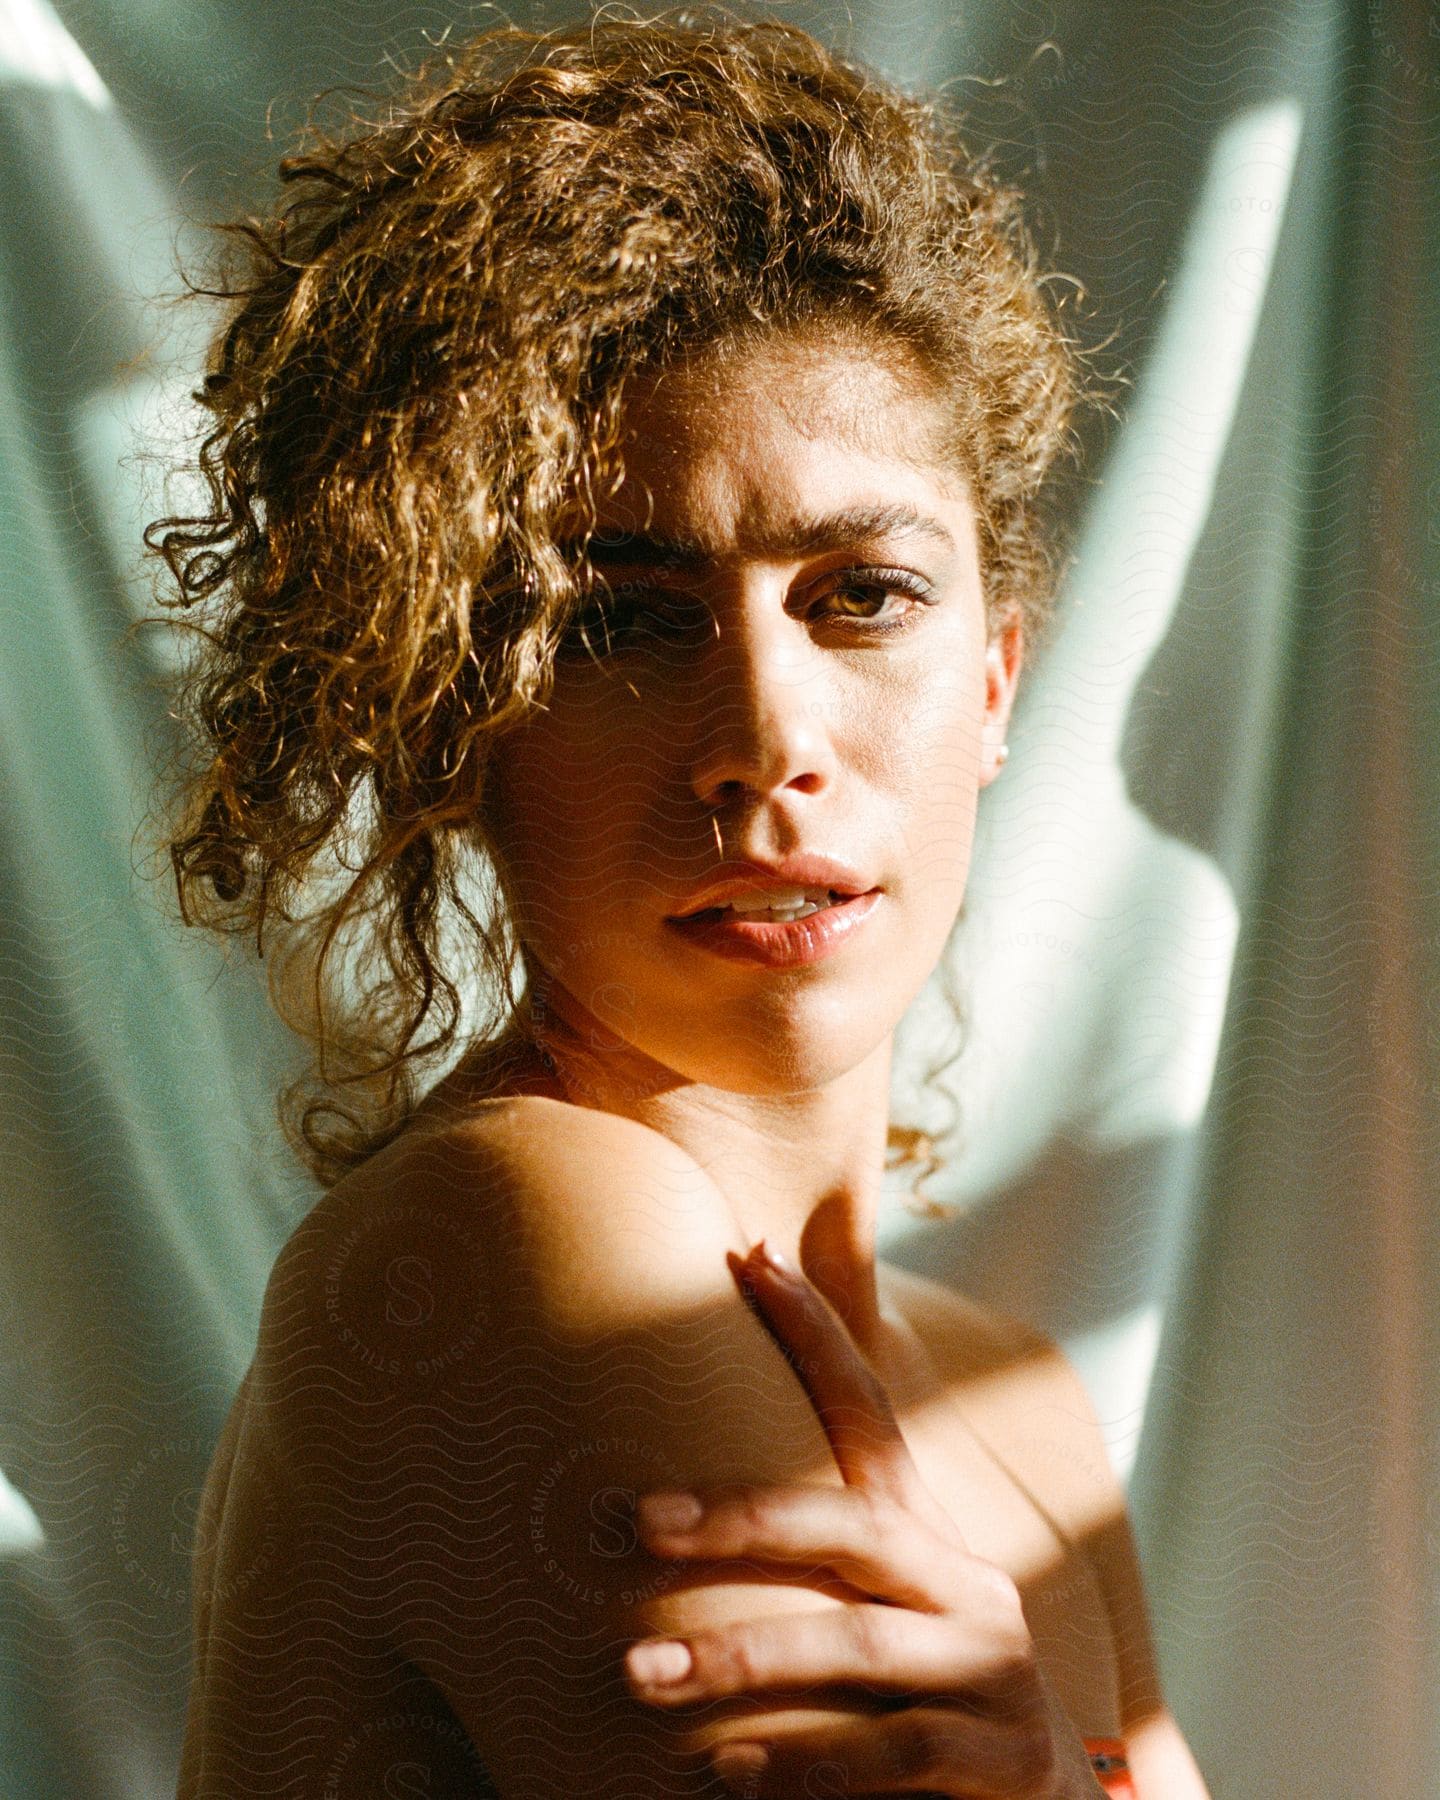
xmin=978 ymin=611 xmax=1024 ymax=789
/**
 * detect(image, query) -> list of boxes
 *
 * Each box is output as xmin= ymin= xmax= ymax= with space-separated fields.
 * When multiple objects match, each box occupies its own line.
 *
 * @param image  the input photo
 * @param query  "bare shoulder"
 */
xmin=877 ymin=1265 xmax=1128 ymax=1588
xmin=256 ymin=1095 xmax=735 ymax=1382
xmin=251 ymin=1099 xmax=863 ymax=1796
xmin=877 ymin=1260 xmax=1087 ymax=1463
xmin=878 ymin=1261 xmax=1132 ymax=1602
xmin=878 ymin=1261 xmax=1049 ymax=1373
xmin=310 ymin=1090 xmax=727 ymax=1238
xmin=430 ymin=1095 xmax=743 ymax=1329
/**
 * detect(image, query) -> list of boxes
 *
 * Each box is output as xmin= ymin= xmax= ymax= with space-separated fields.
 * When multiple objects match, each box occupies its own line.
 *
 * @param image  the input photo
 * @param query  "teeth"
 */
xmin=720 ymin=888 xmax=840 ymax=922
xmin=677 ymin=886 xmax=859 ymax=924
xmin=726 ymin=887 xmax=831 ymax=912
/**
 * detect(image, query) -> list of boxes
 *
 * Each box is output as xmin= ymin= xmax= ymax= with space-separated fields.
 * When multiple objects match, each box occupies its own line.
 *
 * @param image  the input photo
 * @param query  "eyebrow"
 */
xmin=582 ymin=502 xmax=957 ymax=570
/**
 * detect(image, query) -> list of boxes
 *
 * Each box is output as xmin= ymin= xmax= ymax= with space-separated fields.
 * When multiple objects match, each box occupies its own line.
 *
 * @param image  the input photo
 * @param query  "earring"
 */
xmin=995 ymin=743 xmax=1010 ymax=767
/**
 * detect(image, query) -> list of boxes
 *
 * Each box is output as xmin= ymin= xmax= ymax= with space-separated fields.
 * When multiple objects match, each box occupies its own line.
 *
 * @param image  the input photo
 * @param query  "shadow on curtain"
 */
xmin=0 ymin=0 xmax=1434 ymax=1794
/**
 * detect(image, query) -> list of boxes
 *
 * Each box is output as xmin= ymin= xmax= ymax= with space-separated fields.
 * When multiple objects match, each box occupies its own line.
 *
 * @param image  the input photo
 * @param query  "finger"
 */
xmin=625 ymin=1604 xmax=1019 ymax=1710
xmin=729 ymin=1242 xmax=940 ymax=1518
xmin=634 ymin=1482 xmax=954 ymax=1609
xmin=709 ymin=1706 xmax=1043 ymax=1797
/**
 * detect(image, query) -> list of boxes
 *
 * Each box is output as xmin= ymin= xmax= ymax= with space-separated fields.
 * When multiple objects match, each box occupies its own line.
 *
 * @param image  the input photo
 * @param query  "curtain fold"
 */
xmin=1 ymin=1 xmax=1433 ymax=1792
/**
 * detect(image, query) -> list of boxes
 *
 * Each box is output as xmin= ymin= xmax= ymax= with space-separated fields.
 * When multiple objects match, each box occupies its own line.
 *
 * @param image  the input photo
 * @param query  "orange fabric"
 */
xmin=1082 ymin=1737 xmax=1136 ymax=1798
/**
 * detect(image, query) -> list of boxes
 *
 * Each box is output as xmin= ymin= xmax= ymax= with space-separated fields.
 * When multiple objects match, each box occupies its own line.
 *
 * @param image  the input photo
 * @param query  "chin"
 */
xmin=647 ymin=993 xmax=899 ymax=1097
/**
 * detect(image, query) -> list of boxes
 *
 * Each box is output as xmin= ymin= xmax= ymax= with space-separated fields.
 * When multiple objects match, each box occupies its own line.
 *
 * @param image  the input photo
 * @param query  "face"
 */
xmin=483 ymin=336 xmax=1022 ymax=1099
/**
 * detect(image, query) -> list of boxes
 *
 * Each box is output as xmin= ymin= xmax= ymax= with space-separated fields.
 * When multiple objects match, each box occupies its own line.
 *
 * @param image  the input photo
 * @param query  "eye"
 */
xmin=556 ymin=593 xmax=619 ymax=660
xmin=811 ymin=567 xmax=935 ymax=636
xmin=557 ymin=585 xmax=715 ymax=661
xmin=556 ymin=567 xmax=936 ymax=662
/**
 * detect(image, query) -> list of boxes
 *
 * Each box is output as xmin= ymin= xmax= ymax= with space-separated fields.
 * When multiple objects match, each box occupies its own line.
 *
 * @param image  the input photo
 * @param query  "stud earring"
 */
xmin=995 ymin=743 xmax=1010 ymax=767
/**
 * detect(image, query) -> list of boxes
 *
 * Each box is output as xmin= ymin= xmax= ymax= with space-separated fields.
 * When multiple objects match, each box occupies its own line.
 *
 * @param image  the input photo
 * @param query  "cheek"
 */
xmin=484 ymin=694 xmax=669 ymax=896
xmin=484 ymin=705 xmax=678 ymax=1034
xmin=489 ymin=635 xmax=986 ymax=910
xmin=849 ymin=657 xmax=986 ymax=943
xmin=850 ymin=645 xmax=985 ymax=806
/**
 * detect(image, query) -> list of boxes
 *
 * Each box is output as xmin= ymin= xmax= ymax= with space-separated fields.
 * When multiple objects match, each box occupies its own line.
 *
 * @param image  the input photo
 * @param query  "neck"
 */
xmin=512 ymin=981 xmax=895 ymax=1351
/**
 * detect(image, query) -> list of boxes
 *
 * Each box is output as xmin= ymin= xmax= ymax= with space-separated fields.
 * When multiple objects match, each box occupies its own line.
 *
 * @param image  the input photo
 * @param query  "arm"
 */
xmin=275 ymin=1098 xmax=874 ymax=1799
xmin=621 ymin=1261 xmax=1212 ymax=1800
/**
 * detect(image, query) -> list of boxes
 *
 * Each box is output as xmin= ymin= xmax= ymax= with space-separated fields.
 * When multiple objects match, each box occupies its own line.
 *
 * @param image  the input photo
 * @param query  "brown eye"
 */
xmin=816 ymin=568 xmax=935 ymax=634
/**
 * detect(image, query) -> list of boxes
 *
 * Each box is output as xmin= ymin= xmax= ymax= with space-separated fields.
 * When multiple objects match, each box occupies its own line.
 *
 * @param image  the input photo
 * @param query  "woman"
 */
xmin=151 ymin=13 xmax=1209 ymax=1797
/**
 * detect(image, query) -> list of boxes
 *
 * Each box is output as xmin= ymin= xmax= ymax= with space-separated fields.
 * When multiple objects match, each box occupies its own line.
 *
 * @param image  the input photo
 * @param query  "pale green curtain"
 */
xmin=0 ymin=1 xmax=1434 ymax=1793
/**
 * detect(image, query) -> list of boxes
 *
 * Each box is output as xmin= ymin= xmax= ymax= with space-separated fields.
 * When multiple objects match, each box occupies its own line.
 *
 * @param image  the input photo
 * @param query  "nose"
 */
xmin=685 ymin=579 xmax=837 ymax=810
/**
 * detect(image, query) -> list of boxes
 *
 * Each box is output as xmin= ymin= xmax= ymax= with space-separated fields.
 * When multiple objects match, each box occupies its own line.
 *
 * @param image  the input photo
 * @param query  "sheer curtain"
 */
xmin=0 ymin=1 xmax=1433 ymax=1792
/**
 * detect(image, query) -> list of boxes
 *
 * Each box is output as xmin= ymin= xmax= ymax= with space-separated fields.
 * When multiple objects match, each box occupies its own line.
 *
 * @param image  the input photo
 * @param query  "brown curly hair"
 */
xmin=138 ymin=7 xmax=1097 ymax=1198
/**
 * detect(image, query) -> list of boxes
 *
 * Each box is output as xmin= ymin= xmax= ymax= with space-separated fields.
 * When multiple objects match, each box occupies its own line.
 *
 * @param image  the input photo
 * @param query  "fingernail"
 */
xmin=713 ymin=1742 xmax=769 ymax=1787
xmin=636 ymin=1489 xmax=702 ymax=1533
xmin=626 ymin=1638 xmax=693 ymax=1686
xmin=755 ymin=1238 xmax=797 ymax=1277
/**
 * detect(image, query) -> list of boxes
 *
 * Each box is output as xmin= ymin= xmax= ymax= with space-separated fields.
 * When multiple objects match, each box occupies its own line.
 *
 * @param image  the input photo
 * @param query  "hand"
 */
xmin=623 ymin=1239 xmax=1107 ymax=1798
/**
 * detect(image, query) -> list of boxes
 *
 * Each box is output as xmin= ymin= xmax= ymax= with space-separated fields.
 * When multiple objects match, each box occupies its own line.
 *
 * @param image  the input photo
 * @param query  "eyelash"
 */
xmin=819 ymin=568 xmax=934 ymax=635
xmin=564 ymin=567 xmax=935 ymax=656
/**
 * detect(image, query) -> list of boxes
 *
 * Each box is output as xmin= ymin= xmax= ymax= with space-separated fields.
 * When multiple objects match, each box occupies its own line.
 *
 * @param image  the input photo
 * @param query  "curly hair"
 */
xmin=139 ymin=7 xmax=1097 ymax=1197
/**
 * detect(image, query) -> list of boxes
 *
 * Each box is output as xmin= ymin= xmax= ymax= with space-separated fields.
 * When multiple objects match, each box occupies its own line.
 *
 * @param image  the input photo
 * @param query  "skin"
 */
xmin=454 ymin=334 xmax=1205 ymax=1792
xmin=480 ymin=334 xmax=1016 ymax=1351
xmin=625 ymin=1242 xmax=1212 ymax=1798
xmin=178 ymin=335 xmax=1210 ymax=1798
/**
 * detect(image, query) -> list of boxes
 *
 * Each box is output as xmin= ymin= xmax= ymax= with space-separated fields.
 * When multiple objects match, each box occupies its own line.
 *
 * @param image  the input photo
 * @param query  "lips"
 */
xmin=669 ymin=855 xmax=877 ymax=921
xmin=683 ymin=887 xmax=842 ymax=923
xmin=664 ymin=888 xmax=882 ymax=968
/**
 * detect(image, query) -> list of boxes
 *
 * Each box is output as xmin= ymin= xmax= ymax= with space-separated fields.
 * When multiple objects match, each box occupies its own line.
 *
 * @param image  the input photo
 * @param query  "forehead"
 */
xmin=597 ymin=339 xmax=973 ymax=558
